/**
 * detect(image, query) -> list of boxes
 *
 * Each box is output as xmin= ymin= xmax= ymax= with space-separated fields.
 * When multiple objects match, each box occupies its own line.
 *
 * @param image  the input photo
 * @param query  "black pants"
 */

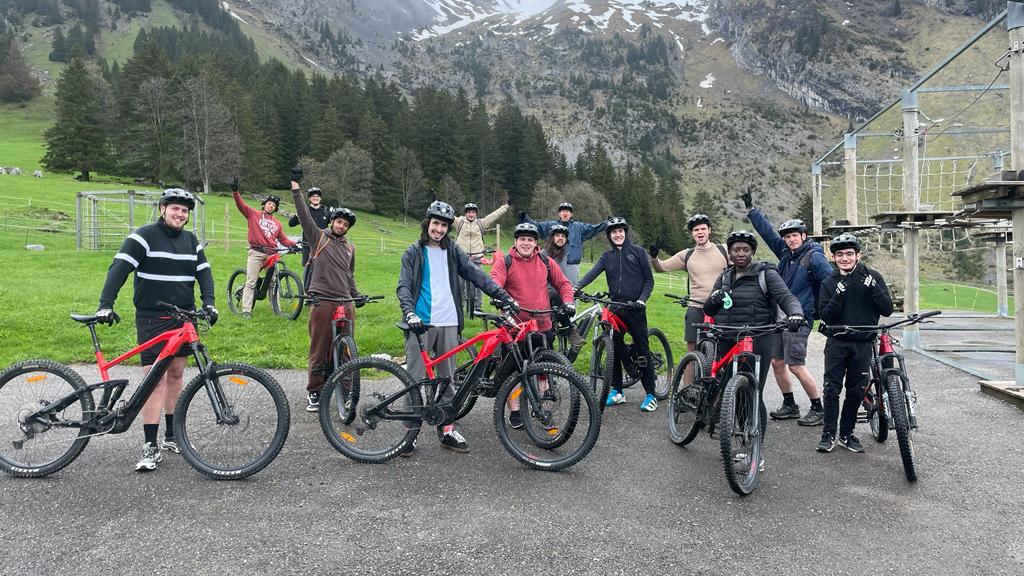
xmin=610 ymin=308 xmax=655 ymax=394
xmin=822 ymin=338 xmax=873 ymax=438
xmin=717 ymin=334 xmax=776 ymax=440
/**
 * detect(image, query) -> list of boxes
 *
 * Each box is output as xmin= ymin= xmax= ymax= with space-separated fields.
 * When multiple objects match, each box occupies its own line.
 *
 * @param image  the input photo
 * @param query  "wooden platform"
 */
xmin=824 ymin=220 xmax=878 ymax=235
xmin=979 ymin=380 xmax=1024 ymax=410
xmin=869 ymin=210 xmax=955 ymax=229
xmin=951 ymin=172 xmax=1024 ymax=219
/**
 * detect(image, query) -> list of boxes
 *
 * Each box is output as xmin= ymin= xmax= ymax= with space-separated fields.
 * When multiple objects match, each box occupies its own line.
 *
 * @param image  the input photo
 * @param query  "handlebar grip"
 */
xmin=664 ymin=293 xmax=683 ymax=299
xmin=155 ymin=300 xmax=174 ymax=310
xmin=917 ymin=310 xmax=942 ymax=319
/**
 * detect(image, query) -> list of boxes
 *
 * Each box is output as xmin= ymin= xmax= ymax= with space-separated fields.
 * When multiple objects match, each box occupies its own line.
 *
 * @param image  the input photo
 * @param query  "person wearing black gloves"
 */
xmin=396 ymin=200 xmax=516 ymax=454
xmin=575 ymin=217 xmax=659 ymax=412
xmin=287 ymin=183 xmax=332 ymax=288
xmin=703 ymin=231 xmax=803 ymax=466
xmin=97 ymin=188 xmax=217 ymax=472
xmin=815 ymin=233 xmax=893 ymax=454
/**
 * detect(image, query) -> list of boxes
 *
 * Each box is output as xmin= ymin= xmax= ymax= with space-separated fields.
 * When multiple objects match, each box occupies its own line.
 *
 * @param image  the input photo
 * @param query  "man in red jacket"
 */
xmin=490 ymin=222 xmax=575 ymax=428
xmin=232 ymin=179 xmax=297 ymax=318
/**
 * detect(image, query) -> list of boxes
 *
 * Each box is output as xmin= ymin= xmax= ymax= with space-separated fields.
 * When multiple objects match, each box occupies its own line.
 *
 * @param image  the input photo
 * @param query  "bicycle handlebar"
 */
xmin=693 ymin=322 xmax=785 ymax=337
xmin=824 ymin=310 xmax=942 ymax=335
xmin=576 ymin=291 xmax=638 ymax=309
xmin=301 ymin=294 xmax=384 ymax=305
xmin=155 ymin=300 xmax=213 ymax=322
xmin=664 ymin=293 xmax=704 ymax=307
xmin=466 ymin=248 xmax=496 ymax=257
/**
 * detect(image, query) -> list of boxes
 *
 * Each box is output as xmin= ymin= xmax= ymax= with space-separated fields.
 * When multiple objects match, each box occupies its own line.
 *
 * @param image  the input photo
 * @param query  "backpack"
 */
xmin=504 ymin=251 xmax=556 ymax=287
xmin=783 ymin=248 xmax=823 ymax=320
xmin=454 ymin=217 xmax=485 ymax=238
xmin=682 ymin=243 xmax=729 ymax=294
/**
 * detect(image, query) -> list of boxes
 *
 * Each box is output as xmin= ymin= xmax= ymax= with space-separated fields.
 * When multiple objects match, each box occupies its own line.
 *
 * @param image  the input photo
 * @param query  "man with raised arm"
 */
xmin=232 ymin=178 xmax=296 ymax=319
xmin=520 ymin=202 xmax=607 ymax=285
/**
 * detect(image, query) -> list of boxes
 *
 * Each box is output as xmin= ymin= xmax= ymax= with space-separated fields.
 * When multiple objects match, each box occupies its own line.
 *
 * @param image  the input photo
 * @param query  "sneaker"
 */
xmin=509 ymin=410 xmax=524 ymax=429
xmin=440 ymin=429 xmax=470 ymax=453
xmin=306 ymin=391 xmax=320 ymax=412
xmin=399 ymin=439 xmax=417 ymax=458
xmin=605 ymin=391 xmax=625 ymax=406
xmin=135 ymin=442 xmax=162 ymax=472
xmin=797 ymin=406 xmax=824 ymax=427
xmin=816 ymin=433 xmax=836 ymax=452
xmin=839 ymin=433 xmax=865 ymax=453
xmin=735 ymin=453 xmax=765 ymax=472
xmin=568 ymin=330 xmax=586 ymax=347
xmin=159 ymin=437 xmax=181 ymax=454
xmin=769 ymin=403 xmax=801 ymax=420
xmin=242 ymin=312 xmax=252 ymax=320
xmin=639 ymin=394 xmax=658 ymax=412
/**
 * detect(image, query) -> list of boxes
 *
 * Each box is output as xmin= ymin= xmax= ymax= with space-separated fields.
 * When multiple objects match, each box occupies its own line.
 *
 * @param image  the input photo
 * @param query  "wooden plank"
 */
xmin=979 ymin=380 xmax=1024 ymax=410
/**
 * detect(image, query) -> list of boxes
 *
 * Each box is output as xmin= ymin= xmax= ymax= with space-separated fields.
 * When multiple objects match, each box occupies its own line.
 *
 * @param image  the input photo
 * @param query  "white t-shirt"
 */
xmin=415 ymin=246 xmax=458 ymax=327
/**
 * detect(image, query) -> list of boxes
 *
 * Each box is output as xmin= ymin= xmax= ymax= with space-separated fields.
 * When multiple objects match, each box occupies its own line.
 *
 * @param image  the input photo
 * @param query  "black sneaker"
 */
xmin=770 ymin=403 xmax=801 ymax=420
xmin=509 ymin=410 xmax=524 ymax=429
xmin=816 ymin=433 xmax=836 ymax=452
xmin=306 ymin=391 xmax=320 ymax=412
xmin=399 ymin=439 xmax=417 ymax=458
xmin=798 ymin=407 xmax=824 ymax=427
xmin=440 ymin=429 xmax=470 ymax=453
xmin=839 ymin=433 xmax=865 ymax=453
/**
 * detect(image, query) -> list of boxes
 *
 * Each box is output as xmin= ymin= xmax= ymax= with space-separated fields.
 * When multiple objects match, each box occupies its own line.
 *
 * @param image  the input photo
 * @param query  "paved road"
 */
xmin=2 ymin=334 xmax=1022 ymax=576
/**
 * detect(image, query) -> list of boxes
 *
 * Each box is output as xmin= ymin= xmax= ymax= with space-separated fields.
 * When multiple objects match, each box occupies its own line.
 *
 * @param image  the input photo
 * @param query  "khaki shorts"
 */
xmin=772 ymin=323 xmax=811 ymax=366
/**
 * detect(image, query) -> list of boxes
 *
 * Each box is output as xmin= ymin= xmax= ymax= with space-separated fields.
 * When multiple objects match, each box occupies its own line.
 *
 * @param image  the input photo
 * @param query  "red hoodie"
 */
xmin=490 ymin=246 xmax=574 ymax=332
xmin=233 ymin=191 xmax=296 ymax=251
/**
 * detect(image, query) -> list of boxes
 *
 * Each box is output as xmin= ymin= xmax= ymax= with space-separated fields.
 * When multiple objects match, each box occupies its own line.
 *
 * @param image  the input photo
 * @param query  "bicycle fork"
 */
xmin=193 ymin=348 xmax=240 ymax=426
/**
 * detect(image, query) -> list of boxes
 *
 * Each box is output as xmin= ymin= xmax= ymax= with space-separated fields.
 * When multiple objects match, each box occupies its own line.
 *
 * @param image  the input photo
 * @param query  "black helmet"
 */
xmin=829 ymin=232 xmax=862 ymax=253
xmin=550 ymin=224 xmax=569 ymax=237
xmin=331 ymin=207 xmax=356 ymax=226
xmin=558 ymin=202 xmax=574 ymax=213
xmin=263 ymin=195 xmax=281 ymax=212
xmin=307 ymin=187 xmax=323 ymax=198
xmin=606 ymin=217 xmax=629 ymax=238
xmin=778 ymin=218 xmax=807 ymax=236
xmin=464 ymin=203 xmax=478 ymax=213
xmin=687 ymin=213 xmax=712 ymax=230
xmin=514 ymin=222 xmax=540 ymax=239
xmin=426 ymin=200 xmax=455 ymax=223
xmin=159 ymin=188 xmax=195 ymax=210
xmin=726 ymin=230 xmax=758 ymax=253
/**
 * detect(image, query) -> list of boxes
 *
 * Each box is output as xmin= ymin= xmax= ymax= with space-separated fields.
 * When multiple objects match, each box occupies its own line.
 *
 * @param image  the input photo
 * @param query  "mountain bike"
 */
xmin=0 ymin=303 xmax=290 ymax=479
xmin=664 ymin=293 xmax=717 ymax=360
xmin=227 ymin=244 xmax=305 ymax=320
xmin=666 ymin=321 xmax=784 ymax=496
xmin=318 ymin=305 xmax=600 ymax=471
xmin=830 ymin=310 xmax=940 ymax=482
xmin=574 ymin=291 xmax=673 ymax=409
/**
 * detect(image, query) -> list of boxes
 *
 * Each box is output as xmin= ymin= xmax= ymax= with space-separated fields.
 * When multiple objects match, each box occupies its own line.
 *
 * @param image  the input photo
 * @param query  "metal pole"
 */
xmin=844 ymin=134 xmax=858 ymax=225
xmin=996 ymin=240 xmax=1009 ymax=316
xmin=1008 ymin=0 xmax=1024 ymax=384
xmin=812 ymin=163 xmax=823 ymax=235
xmin=902 ymin=89 xmax=921 ymax=349
xmin=75 ymin=192 xmax=83 ymax=251
xmin=128 ymin=190 xmax=135 ymax=230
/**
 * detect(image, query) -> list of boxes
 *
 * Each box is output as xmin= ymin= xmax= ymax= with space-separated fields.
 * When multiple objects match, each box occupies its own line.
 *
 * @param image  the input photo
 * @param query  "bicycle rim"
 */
xmin=175 ymin=364 xmax=290 ymax=480
xmin=720 ymin=373 xmax=762 ymax=496
xmin=590 ymin=336 xmax=613 ymax=412
xmin=667 ymin=352 xmax=707 ymax=446
xmin=886 ymin=372 xmax=917 ymax=482
xmin=272 ymin=270 xmax=303 ymax=320
xmin=649 ymin=328 xmax=673 ymax=400
xmin=0 ymin=360 xmax=93 ymax=478
xmin=333 ymin=336 xmax=359 ymax=425
xmin=226 ymin=269 xmax=245 ymax=314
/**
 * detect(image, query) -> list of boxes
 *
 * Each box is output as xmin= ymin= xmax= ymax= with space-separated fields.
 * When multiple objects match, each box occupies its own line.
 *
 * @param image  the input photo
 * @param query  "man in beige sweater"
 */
xmin=453 ymin=201 xmax=509 ymax=313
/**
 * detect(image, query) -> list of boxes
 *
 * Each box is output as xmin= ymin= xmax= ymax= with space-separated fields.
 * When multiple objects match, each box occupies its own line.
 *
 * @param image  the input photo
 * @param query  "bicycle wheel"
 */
xmin=494 ymin=362 xmax=600 ymax=471
xmin=175 ymin=363 xmax=290 ymax=480
xmin=519 ymin=349 xmax=583 ymax=448
xmin=319 ymin=356 xmax=422 ymax=464
xmin=332 ymin=335 xmax=359 ymax=425
xmin=589 ymin=335 xmax=614 ymax=412
xmin=226 ymin=269 xmax=246 ymax=314
xmin=667 ymin=352 xmax=708 ymax=446
xmin=886 ymin=372 xmax=917 ymax=482
xmin=0 ymin=360 xmax=93 ymax=478
xmin=271 ymin=269 xmax=304 ymax=320
xmin=719 ymin=372 xmax=763 ymax=496
xmin=648 ymin=328 xmax=673 ymax=400
xmin=868 ymin=379 xmax=888 ymax=443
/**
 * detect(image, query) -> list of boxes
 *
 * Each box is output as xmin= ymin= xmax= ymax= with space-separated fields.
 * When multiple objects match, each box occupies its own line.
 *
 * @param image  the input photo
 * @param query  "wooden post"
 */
xmin=811 ymin=163 xmax=823 ymax=236
xmin=224 ymin=204 xmax=230 ymax=250
xmin=843 ymin=133 xmax=858 ymax=226
xmin=901 ymin=89 xmax=921 ymax=349
xmin=996 ymin=240 xmax=1009 ymax=316
xmin=495 ymin=223 xmax=501 ymax=253
xmin=1009 ymin=1 xmax=1024 ymax=385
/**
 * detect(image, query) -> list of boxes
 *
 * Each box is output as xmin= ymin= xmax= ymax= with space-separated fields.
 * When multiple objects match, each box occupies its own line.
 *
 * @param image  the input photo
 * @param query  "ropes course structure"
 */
xmin=76 ymin=190 xmax=206 ymax=250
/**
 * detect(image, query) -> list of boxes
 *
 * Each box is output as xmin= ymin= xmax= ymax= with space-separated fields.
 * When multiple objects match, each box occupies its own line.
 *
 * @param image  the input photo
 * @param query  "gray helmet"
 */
xmin=263 ymin=195 xmax=281 ymax=213
xmin=558 ymin=202 xmax=574 ymax=212
xmin=829 ymin=232 xmax=862 ymax=253
xmin=331 ymin=207 xmax=356 ymax=226
xmin=778 ymin=218 xmax=808 ymax=236
xmin=606 ymin=217 xmax=628 ymax=241
xmin=307 ymin=187 xmax=323 ymax=199
xmin=726 ymin=230 xmax=758 ymax=253
xmin=687 ymin=213 xmax=711 ymax=230
xmin=513 ymin=222 xmax=540 ymax=239
xmin=426 ymin=200 xmax=455 ymax=223
xmin=549 ymin=224 xmax=569 ymax=237
xmin=464 ymin=203 xmax=478 ymax=213
xmin=159 ymin=188 xmax=196 ymax=210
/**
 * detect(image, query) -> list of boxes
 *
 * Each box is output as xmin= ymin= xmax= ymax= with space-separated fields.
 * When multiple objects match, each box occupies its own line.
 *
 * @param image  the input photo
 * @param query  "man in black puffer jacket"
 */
xmin=576 ymin=217 xmax=658 ymax=412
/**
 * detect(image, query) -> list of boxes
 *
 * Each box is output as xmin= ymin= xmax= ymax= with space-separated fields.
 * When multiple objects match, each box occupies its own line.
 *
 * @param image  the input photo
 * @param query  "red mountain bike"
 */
xmin=0 ymin=302 xmax=290 ymax=479
xmin=227 ymin=244 xmax=305 ymax=320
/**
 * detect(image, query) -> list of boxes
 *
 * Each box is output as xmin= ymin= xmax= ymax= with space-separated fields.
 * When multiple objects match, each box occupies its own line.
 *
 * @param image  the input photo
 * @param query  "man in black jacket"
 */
xmin=815 ymin=233 xmax=893 ymax=453
xmin=288 ymin=186 xmax=332 ymax=288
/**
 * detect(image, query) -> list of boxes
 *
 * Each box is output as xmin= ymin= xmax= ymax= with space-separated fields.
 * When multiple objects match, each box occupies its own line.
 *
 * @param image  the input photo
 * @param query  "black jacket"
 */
xmin=703 ymin=262 xmax=802 ymax=326
xmin=577 ymin=239 xmax=654 ymax=303
xmin=818 ymin=264 xmax=893 ymax=341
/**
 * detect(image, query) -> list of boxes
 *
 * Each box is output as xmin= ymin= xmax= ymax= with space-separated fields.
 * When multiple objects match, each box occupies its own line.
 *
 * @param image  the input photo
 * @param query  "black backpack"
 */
xmin=682 ymin=243 xmax=729 ymax=294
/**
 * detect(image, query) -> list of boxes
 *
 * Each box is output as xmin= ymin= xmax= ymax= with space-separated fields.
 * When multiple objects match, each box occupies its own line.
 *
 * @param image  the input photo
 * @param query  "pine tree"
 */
xmin=43 ymin=58 xmax=112 ymax=181
xmin=892 ymin=0 xmax=903 ymax=17
xmin=0 ymin=41 xmax=41 ymax=102
xmin=357 ymin=110 xmax=400 ymax=214
xmin=309 ymin=103 xmax=345 ymax=161
xmin=49 ymin=27 xmax=68 ymax=62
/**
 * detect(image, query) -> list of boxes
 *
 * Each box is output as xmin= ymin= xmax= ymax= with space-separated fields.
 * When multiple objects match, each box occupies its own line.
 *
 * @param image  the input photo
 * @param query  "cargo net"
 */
xmin=859 ymin=227 xmax=980 ymax=255
xmin=856 ymin=158 xmax=981 ymax=223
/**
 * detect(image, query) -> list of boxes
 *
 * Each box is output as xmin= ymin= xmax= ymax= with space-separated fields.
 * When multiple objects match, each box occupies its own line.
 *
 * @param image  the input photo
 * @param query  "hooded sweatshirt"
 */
xmin=490 ymin=246 xmax=574 ymax=332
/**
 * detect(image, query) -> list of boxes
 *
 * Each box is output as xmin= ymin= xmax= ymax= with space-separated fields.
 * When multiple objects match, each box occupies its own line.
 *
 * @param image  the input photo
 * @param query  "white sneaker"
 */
xmin=159 ymin=437 xmax=181 ymax=454
xmin=135 ymin=442 xmax=163 ymax=472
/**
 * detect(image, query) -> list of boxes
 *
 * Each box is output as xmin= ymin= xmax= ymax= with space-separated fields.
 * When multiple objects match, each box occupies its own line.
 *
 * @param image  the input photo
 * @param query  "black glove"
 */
xmin=860 ymin=272 xmax=877 ymax=289
xmin=518 ymin=211 xmax=528 ymax=223
xmin=230 ymin=177 xmax=239 ymax=192
xmin=648 ymin=240 xmax=662 ymax=259
xmin=633 ymin=299 xmax=646 ymax=310
xmin=573 ymin=286 xmax=583 ymax=299
xmin=354 ymin=296 xmax=367 ymax=308
xmin=835 ymin=279 xmax=848 ymax=296
xmin=290 ymin=166 xmax=304 ymax=183
xmin=741 ymin=186 xmax=753 ymax=210
xmin=502 ymin=298 xmax=521 ymax=314
xmin=562 ymin=303 xmax=576 ymax=317
xmin=203 ymin=305 xmax=219 ymax=326
xmin=95 ymin=308 xmax=120 ymax=325
xmin=786 ymin=314 xmax=805 ymax=333
xmin=405 ymin=312 xmax=425 ymax=334
xmin=706 ymin=290 xmax=726 ymax=308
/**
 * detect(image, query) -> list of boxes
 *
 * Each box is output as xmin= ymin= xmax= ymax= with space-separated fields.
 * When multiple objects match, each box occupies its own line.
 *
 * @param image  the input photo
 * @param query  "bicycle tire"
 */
xmin=332 ymin=335 xmax=360 ymax=425
xmin=319 ymin=356 xmax=422 ymax=464
xmin=175 ymin=363 xmax=290 ymax=480
xmin=868 ymin=379 xmax=888 ymax=442
xmin=886 ymin=372 xmax=917 ymax=482
xmin=493 ymin=362 xmax=600 ymax=471
xmin=590 ymin=335 xmax=614 ymax=412
xmin=0 ymin=360 xmax=94 ymax=478
xmin=271 ymin=269 xmax=304 ymax=320
xmin=648 ymin=328 xmax=673 ymax=400
xmin=226 ymin=268 xmax=246 ymax=314
xmin=719 ymin=372 xmax=762 ymax=496
xmin=667 ymin=352 xmax=708 ymax=446
xmin=519 ymin=349 xmax=582 ymax=449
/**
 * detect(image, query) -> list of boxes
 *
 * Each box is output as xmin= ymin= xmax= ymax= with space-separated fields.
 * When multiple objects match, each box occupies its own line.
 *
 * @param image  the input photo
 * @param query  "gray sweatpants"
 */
xmin=405 ymin=325 xmax=460 ymax=435
xmin=562 ymin=263 xmax=580 ymax=285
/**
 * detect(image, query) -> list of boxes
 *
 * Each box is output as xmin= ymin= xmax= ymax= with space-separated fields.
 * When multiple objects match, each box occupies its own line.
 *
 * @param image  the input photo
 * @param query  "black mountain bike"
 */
xmin=227 ymin=244 xmax=305 ymax=320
